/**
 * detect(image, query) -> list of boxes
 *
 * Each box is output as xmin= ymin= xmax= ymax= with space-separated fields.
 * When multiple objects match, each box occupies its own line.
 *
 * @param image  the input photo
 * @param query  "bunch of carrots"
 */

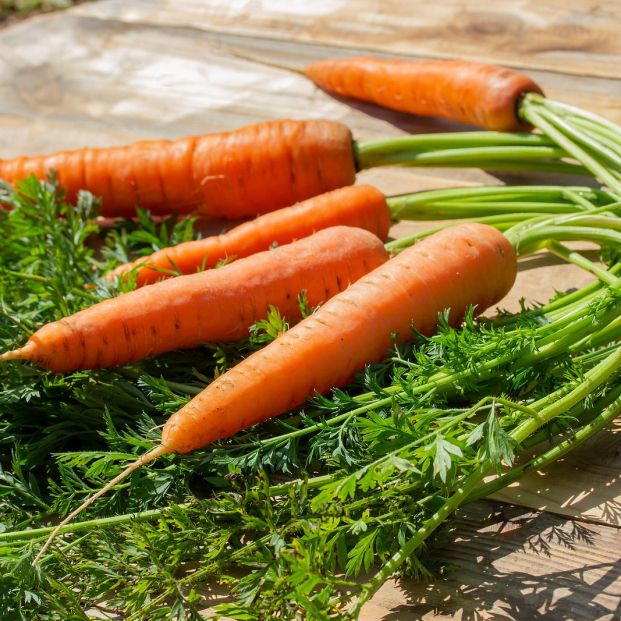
xmin=1 ymin=56 xmax=620 ymax=619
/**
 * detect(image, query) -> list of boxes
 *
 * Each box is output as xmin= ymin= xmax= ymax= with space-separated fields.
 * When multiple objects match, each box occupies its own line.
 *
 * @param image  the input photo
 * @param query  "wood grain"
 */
xmin=75 ymin=0 xmax=621 ymax=81
xmin=490 ymin=421 xmax=621 ymax=527
xmin=362 ymin=501 xmax=621 ymax=620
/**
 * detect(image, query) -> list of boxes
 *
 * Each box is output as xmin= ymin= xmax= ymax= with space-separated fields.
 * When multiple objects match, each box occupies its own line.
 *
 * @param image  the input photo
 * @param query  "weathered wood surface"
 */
xmin=0 ymin=2 xmax=620 ymax=618
xmin=490 ymin=420 xmax=621 ymax=528
xmin=76 ymin=0 xmax=621 ymax=81
xmin=361 ymin=501 xmax=621 ymax=620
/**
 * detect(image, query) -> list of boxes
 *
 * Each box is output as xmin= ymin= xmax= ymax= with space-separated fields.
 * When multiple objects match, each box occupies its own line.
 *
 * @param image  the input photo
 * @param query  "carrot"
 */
xmin=0 ymin=227 xmax=388 ymax=372
xmin=162 ymin=222 xmax=517 ymax=451
xmin=0 ymin=119 xmax=355 ymax=219
xmin=109 ymin=185 xmax=391 ymax=286
xmin=33 ymin=222 xmax=517 ymax=563
xmin=108 ymin=182 xmax=598 ymax=288
xmin=305 ymin=57 xmax=544 ymax=131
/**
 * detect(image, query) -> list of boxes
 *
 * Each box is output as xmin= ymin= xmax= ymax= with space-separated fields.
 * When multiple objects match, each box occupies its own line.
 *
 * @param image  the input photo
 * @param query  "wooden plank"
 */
xmin=490 ymin=421 xmax=621 ymax=527
xmin=361 ymin=501 xmax=621 ymax=620
xmin=75 ymin=0 xmax=621 ymax=80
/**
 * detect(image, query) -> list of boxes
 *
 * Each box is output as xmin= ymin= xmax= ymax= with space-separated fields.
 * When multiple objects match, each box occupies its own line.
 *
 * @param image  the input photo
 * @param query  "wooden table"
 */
xmin=1 ymin=2 xmax=619 ymax=618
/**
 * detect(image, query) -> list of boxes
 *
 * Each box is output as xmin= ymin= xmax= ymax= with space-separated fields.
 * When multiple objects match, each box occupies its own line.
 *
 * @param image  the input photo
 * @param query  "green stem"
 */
xmin=350 ymin=347 xmax=621 ymax=615
xmin=512 ymin=348 xmax=621 ymax=445
xmin=387 ymin=199 xmax=580 ymax=220
xmin=568 ymin=316 xmax=621 ymax=356
xmin=0 ymin=504 xmax=188 ymax=544
xmin=390 ymin=185 xmax=606 ymax=204
xmin=545 ymin=241 xmax=620 ymax=286
xmin=0 ymin=472 xmax=340 ymax=546
xmin=355 ymin=130 xmax=584 ymax=173
xmin=469 ymin=385 xmax=621 ymax=502
xmin=561 ymin=188 xmax=600 ymax=211
xmin=5 ymin=269 xmax=48 ymax=282
xmin=347 ymin=464 xmax=485 ymax=617
xmin=385 ymin=214 xmax=539 ymax=253
xmin=542 ymin=97 xmax=621 ymax=138
xmin=575 ymin=343 xmax=621 ymax=367
xmin=387 ymin=145 xmax=567 ymax=164
xmin=398 ymin=158 xmax=583 ymax=175
xmin=537 ymin=109 xmax=621 ymax=172
xmin=510 ymin=225 xmax=621 ymax=256
xmin=519 ymin=306 xmax=620 ymax=362
xmin=571 ymin=117 xmax=621 ymax=160
xmin=520 ymin=94 xmax=621 ymax=197
xmin=356 ymin=131 xmax=554 ymax=164
xmin=550 ymin=211 xmax=621 ymax=229
xmin=537 ymin=263 xmax=621 ymax=314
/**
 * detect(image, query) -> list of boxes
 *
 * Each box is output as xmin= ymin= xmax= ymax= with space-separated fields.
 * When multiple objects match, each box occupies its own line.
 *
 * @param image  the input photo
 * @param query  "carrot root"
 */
xmin=0 ymin=119 xmax=356 ymax=219
xmin=109 ymin=185 xmax=391 ymax=286
xmin=33 ymin=444 xmax=170 ymax=565
xmin=0 ymin=349 xmax=24 ymax=362
xmin=162 ymin=223 xmax=517 ymax=454
xmin=306 ymin=57 xmax=544 ymax=131
xmin=14 ymin=227 xmax=389 ymax=372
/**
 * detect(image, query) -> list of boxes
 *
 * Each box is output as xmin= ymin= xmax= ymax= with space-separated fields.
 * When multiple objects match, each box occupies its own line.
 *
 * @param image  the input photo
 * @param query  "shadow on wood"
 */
xmin=366 ymin=500 xmax=621 ymax=620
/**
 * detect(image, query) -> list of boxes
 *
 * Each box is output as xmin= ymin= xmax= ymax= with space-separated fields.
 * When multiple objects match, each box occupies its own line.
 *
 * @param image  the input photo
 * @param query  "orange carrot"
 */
xmin=109 ymin=185 xmax=391 ymax=286
xmin=33 ymin=222 xmax=517 ymax=563
xmin=305 ymin=57 xmax=544 ymax=131
xmin=162 ymin=222 xmax=517 ymax=451
xmin=0 ymin=227 xmax=388 ymax=373
xmin=0 ymin=119 xmax=355 ymax=219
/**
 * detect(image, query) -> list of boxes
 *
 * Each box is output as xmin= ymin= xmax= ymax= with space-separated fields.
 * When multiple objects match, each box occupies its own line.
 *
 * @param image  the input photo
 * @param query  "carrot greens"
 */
xmin=0 ymin=174 xmax=620 ymax=619
xmin=520 ymin=93 xmax=621 ymax=198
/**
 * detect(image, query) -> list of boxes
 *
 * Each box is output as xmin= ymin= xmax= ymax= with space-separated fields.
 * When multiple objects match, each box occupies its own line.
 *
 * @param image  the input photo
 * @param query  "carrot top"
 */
xmin=2 ymin=174 xmax=621 ymax=618
xmin=3 ymin=41 xmax=621 ymax=620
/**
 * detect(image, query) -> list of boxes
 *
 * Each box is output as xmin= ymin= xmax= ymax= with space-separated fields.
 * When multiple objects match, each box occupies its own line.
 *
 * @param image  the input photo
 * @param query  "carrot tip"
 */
xmin=0 ymin=349 xmax=23 ymax=362
xmin=32 ymin=444 xmax=170 ymax=565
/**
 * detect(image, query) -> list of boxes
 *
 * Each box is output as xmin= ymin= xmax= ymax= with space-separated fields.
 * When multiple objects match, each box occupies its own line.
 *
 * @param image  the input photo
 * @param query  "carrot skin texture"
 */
xmin=11 ymin=227 xmax=388 ymax=372
xmin=110 ymin=185 xmax=392 ymax=286
xmin=0 ymin=120 xmax=356 ymax=218
xmin=161 ymin=223 xmax=517 ymax=454
xmin=305 ymin=57 xmax=544 ymax=131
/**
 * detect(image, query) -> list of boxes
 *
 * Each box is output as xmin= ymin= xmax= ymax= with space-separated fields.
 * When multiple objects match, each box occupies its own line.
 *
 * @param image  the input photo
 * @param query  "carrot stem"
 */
xmin=544 ymin=241 xmax=620 ymax=286
xmin=0 ymin=505 xmax=186 ymax=544
xmin=349 ymin=347 xmax=621 ymax=616
xmin=571 ymin=117 xmax=621 ymax=160
xmin=520 ymin=94 xmax=621 ymax=197
xmin=468 ymin=388 xmax=621 ymax=503
xmin=355 ymin=130 xmax=585 ymax=173
xmin=509 ymin=225 xmax=621 ymax=256
xmin=385 ymin=213 xmax=541 ymax=253
xmin=357 ymin=131 xmax=553 ymax=157
xmin=385 ymin=184 xmax=613 ymax=221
